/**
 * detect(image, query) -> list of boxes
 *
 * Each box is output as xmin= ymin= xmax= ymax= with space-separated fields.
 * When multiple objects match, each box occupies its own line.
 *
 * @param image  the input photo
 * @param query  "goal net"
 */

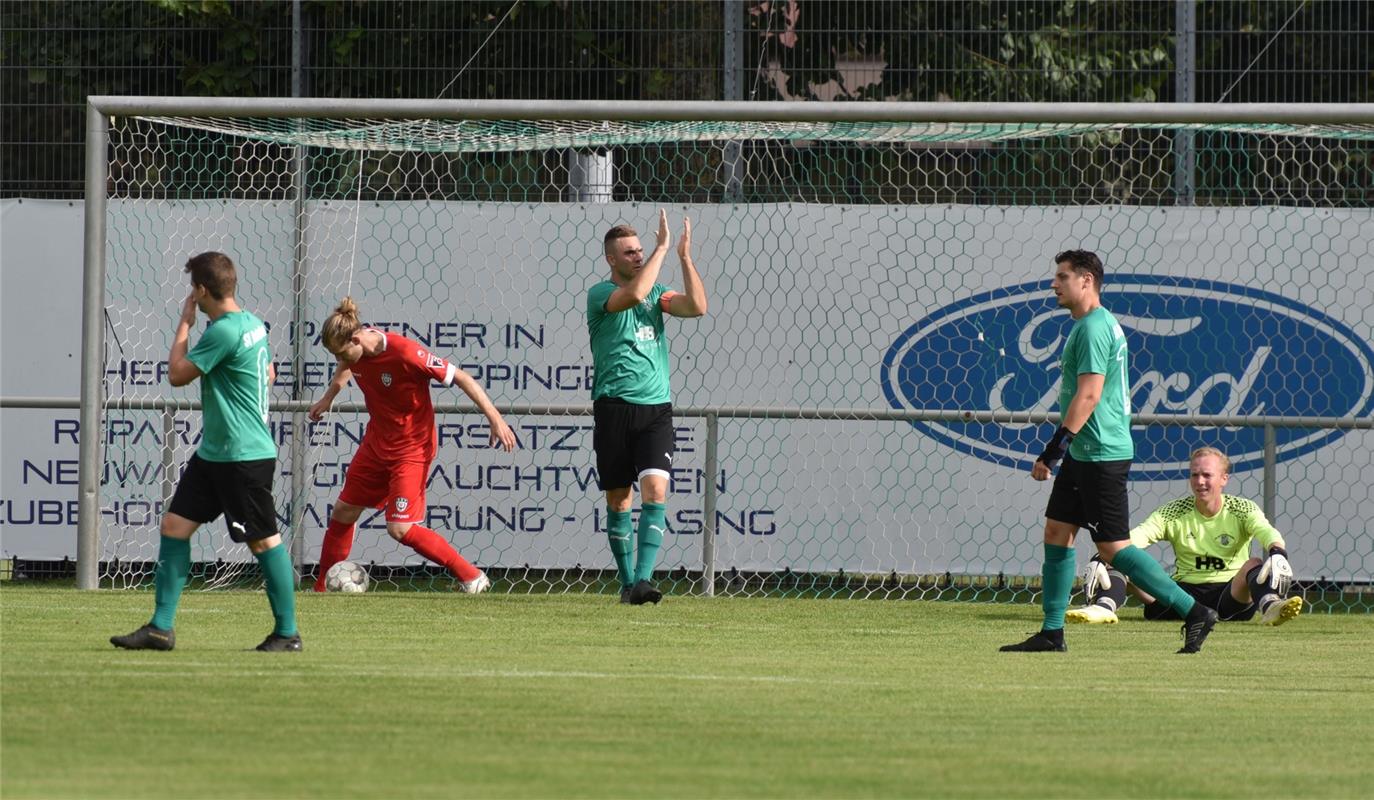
xmin=90 ymin=102 xmax=1374 ymax=604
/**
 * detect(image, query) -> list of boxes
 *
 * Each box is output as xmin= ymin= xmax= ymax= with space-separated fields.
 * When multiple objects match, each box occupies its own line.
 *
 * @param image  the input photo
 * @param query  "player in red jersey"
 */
xmin=308 ymin=297 xmax=516 ymax=592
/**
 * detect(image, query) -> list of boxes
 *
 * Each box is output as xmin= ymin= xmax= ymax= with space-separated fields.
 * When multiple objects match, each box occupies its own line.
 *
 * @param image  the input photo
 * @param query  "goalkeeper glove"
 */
xmin=1084 ymin=554 xmax=1111 ymax=599
xmin=1257 ymin=546 xmax=1293 ymax=596
xmin=1036 ymin=426 xmax=1075 ymax=469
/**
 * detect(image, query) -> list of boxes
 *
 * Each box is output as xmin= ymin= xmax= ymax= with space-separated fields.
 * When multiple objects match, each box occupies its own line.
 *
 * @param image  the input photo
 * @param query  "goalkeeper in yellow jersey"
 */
xmin=1067 ymin=447 xmax=1303 ymax=627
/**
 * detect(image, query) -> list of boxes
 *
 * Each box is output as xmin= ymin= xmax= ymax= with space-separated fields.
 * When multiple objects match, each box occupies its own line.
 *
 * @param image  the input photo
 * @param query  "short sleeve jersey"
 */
xmin=586 ymin=281 xmax=673 ymax=404
xmin=1059 ymin=306 xmax=1134 ymax=462
xmin=185 ymin=311 xmax=276 ymax=463
xmin=1129 ymin=495 xmax=1286 ymax=584
xmin=347 ymin=330 xmax=458 ymax=462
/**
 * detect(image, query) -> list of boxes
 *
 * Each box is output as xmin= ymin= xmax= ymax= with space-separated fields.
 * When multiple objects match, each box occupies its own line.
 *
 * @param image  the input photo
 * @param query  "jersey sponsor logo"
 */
xmin=240 ymin=325 xmax=267 ymax=348
xmin=1195 ymin=555 xmax=1227 ymax=571
xmin=882 ymin=276 xmax=1374 ymax=480
xmin=381 ymin=372 xmax=393 ymax=387
xmin=427 ymin=354 xmax=445 ymax=369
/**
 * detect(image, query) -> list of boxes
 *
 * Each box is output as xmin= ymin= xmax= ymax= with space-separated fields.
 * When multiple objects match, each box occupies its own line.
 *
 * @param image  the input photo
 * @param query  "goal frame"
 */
xmin=77 ymin=98 xmax=1374 ymax=590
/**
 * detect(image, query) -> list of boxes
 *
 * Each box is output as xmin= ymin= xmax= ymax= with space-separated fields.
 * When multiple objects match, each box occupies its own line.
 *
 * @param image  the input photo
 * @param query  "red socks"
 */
xmin=401 ymin=525 xmax=479 ymax=581
xmin=314 ymin=519 xmax=356 ymax=592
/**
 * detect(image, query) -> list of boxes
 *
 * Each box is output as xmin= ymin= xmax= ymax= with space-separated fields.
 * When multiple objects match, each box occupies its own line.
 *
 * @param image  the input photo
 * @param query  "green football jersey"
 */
xmin=1059 ymin=307 xmax=1134 ymax=462
xmin=586 ymin=281 xmax=673 ymax=404
xmin=1130 ymin=495 xmax=1286 ymax=584
xmin=185 ymin=310 xmax=277 ymax=462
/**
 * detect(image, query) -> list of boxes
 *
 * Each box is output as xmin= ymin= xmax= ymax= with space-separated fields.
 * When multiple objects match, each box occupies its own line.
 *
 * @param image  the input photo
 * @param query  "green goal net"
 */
xmin=92 ymin=104 xmax=1374 ymax=610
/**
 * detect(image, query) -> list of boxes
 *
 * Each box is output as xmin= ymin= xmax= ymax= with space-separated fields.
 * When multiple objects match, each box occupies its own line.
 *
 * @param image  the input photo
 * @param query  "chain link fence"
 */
xmin=4 ymin=1 xmax=1372 ymax=197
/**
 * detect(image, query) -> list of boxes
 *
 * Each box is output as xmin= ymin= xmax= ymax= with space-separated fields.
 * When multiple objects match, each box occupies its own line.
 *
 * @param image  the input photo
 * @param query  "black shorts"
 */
xmin=1142 ymin=580 xmax=1257 ymax=622
xmin=1044 ymin=454 xmax=1132 ymax=542
xmin=168 ymin=453 xmax=279 ymax=543
xmin=592 ymin=397 xmax=674 ymax=491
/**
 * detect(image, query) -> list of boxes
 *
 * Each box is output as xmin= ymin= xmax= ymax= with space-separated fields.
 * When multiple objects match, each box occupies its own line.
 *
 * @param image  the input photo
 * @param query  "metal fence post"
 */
xmin=161 ymin=406 xmax=177 ymax=506
xmin=701 ymin=412 xmax=719 ymax=596
xmin=1174 ymin=0 xmax=1197 ymax=205
xmin=1263 ymin=423 xmax=1277 ymax=521
xmin=722 ymin=0 xmax=744 ymax=200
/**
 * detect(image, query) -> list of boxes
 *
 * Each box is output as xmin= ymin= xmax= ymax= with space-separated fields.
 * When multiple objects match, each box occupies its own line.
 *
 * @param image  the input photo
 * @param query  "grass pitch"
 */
xmin=3 ymin=583 xmax=1371 ymax=799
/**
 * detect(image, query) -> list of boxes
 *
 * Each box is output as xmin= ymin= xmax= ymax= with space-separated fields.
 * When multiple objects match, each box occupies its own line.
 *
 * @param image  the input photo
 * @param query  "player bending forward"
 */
xmin=309 ymin=297 xmax=516 ymax=592
xmin=1067 ymin=447 xmax=1303 ymax=627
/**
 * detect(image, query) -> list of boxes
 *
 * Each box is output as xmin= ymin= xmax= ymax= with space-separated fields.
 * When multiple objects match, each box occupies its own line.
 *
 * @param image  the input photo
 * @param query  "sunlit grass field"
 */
xmin=3 ymin=582 xmax=1371 ymax=799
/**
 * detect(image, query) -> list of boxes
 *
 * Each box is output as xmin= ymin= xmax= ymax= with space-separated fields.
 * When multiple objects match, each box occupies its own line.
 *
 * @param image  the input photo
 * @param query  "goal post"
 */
xmin=79 ymin=98 xmax=1374 ymax=605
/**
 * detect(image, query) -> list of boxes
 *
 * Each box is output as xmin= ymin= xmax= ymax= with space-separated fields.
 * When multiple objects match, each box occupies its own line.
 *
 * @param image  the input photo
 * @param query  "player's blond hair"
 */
xmin=321 ymin=297 xmax=362 ymax=353
xmin=1190 ymin=446 xmax=1232 ymax=475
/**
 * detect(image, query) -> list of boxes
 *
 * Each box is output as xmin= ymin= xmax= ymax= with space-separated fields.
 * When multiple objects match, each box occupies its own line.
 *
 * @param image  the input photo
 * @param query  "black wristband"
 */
xmin=1036 ymin=426 xmax=1075 ymax=467
xmin=1268 ymin=546 xmax=1288 ymax=558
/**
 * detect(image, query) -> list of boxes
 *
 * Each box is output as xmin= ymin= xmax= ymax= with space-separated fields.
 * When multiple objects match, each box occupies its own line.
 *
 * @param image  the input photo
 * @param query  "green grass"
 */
xmin=3 ymin=583 xmax=1372 ymax=799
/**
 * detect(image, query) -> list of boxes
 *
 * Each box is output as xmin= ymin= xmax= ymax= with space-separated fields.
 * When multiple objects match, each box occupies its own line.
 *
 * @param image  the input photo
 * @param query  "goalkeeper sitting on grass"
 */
xmin=1068 ymin=447 xmax=1303 ymax=627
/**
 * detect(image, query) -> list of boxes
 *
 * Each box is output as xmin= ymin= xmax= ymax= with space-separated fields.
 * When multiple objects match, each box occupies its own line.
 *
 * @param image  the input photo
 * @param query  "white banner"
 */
xmin=2 ymin=199 xmax=1371 ymax=580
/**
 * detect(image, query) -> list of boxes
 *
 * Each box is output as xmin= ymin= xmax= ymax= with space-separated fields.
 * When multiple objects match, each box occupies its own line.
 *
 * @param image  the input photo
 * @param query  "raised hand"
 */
xmin=677 ymin=216 xmax=692 ymax=262
xmin=655 ymin=208 xmax=670 ymax=250
xmin=180 ymin=291 xmax=199 ymax=325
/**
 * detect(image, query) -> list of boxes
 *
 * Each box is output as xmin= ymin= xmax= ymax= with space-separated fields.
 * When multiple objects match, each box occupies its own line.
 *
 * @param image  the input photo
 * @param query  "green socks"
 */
xmin=1110 ymin=545 xmax=1196 ymax=617
xmin=1041 ymin=543 xmax=1076 ymax=631
xmin=254 ymin=543 xmax=299 ymax=637
xmin=150 ymin=535 xmax=191 ymax=631
xmin=607 ymin=510 xmax=634 ymax=589
xmin=633 ymin=502 xmax=667 ymax=583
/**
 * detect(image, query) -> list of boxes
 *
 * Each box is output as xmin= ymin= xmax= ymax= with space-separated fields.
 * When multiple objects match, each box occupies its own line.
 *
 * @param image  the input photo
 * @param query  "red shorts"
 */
xmin=338 ymin=441 xmax=428 ymax=524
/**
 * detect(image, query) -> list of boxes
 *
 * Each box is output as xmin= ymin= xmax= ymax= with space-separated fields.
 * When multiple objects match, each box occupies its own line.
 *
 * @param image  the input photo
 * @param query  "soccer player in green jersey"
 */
xmin=1066 ymin=447 xmax=1303 ymax=626
xmin=1001 ymin=250 xmax=1220 ymax=654
xmin=112 ymin=252 xmax=301 ymax=652
xmin=587 ymin=210 xmax=707 ymax=605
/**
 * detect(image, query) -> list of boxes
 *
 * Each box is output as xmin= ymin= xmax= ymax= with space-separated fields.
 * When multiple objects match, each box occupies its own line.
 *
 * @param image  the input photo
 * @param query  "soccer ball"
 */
xmin=324 ymin=560 xmax=370 ymax=593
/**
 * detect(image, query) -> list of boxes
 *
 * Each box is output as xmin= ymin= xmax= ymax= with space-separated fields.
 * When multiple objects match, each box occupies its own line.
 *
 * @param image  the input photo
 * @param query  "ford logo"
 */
xmin=882 ymin=276 xmax=1374 ymax=480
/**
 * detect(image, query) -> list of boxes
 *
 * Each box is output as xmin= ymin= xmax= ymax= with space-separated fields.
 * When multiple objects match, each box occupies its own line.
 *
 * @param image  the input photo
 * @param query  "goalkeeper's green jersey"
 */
xmin=1129 ymin=495 xmax=1286 ymax=584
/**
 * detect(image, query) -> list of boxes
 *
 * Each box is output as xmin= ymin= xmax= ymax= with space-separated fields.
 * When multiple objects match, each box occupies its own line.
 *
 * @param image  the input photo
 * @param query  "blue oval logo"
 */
xmin=882 ymin=276 xmax=1374 ymax=480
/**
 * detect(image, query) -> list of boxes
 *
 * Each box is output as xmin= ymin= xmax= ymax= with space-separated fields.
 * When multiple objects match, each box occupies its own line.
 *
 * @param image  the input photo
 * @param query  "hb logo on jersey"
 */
xmin=1195 ymin=555 xmax=1227 ymax=571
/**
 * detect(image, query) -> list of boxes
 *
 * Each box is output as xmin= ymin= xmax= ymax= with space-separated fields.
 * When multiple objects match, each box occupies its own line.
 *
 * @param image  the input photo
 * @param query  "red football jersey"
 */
xmin=347 ymin=330 xmax=457 ymax=461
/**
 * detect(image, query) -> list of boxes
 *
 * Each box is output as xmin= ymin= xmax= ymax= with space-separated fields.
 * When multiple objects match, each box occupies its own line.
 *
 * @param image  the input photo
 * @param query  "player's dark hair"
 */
xmin=603 ymin=225 xmax=638 ymax=253
xmin=1054 ymin=249 xmax=1104 ymax=290
xmin=184 ymin=251 xmax=237 ymax=300
xmin=322 ymin=297 xmax=362 ymax=353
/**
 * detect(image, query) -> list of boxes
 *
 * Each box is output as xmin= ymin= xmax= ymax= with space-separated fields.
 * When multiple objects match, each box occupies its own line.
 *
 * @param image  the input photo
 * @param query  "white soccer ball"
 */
xmin=324 ymin=560 xmax=370 ymax=593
